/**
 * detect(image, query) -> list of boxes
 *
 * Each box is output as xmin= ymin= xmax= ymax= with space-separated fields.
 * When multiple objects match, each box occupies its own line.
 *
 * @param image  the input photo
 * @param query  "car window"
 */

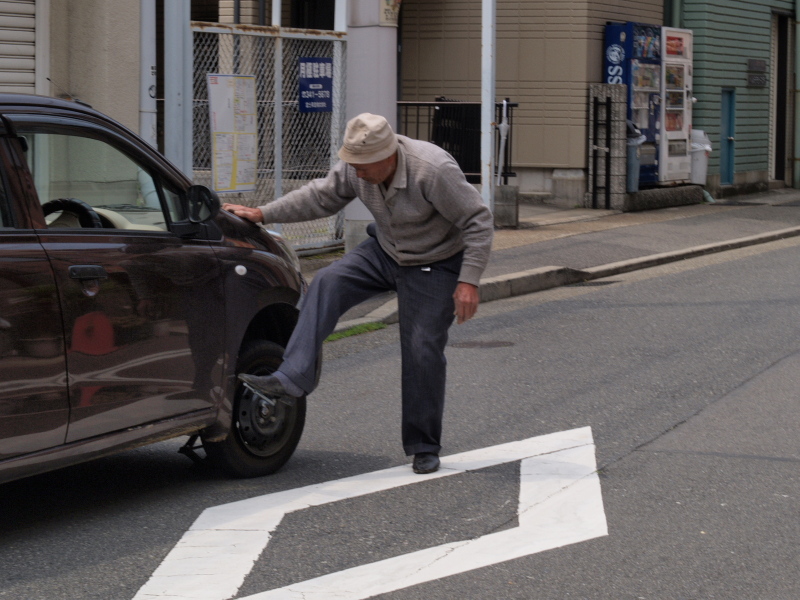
xmin=21 ymin=132 xmax=185 ymax=231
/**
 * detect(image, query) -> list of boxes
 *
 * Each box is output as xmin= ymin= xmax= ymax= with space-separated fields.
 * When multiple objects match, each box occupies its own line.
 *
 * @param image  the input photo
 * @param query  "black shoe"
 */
xmin=412 ymin=452 xmax=440 ymax=474
xmin=238 ymin=374 xmax=297 ymax=407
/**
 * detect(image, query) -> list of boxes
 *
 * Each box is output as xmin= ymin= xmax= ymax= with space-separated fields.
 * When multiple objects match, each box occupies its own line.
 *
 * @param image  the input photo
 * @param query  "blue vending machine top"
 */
xmin=605 ymin=22 xmax=662 ymax=186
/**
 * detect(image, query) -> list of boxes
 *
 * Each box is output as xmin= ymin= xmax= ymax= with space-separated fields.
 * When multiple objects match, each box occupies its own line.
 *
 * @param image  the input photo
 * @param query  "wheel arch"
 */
xmin=241 ymin=300 xmax=298 ymax=352
xmin=202 ymin=293 xmax=300 ymax=443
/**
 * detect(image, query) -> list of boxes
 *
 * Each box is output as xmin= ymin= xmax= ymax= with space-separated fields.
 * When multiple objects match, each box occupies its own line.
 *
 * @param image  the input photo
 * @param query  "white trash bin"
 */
xmin=691 ymin=130 xmax=712 ymax=185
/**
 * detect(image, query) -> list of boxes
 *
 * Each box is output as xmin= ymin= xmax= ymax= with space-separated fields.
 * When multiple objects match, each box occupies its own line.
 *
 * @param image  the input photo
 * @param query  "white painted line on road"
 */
xmin=134 ymin=427 xmax=607 ymax=600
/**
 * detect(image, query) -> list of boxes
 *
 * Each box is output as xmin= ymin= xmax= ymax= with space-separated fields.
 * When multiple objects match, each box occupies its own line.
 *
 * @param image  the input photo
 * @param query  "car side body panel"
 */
xmin=0 ymin=233 xmax=70 ymax=459
xmin=36 ymin=231 xmax=224 ymax=443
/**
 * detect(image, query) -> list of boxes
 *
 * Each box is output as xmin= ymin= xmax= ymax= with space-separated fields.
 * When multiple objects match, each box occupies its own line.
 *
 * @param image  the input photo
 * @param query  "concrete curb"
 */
xmin=580 ymin=226 xmax=800 ymax=280
xmin=332 ymin=225 xmax=800 ymax=334
xmin=479 ymin=266 xmax=585 ymax=302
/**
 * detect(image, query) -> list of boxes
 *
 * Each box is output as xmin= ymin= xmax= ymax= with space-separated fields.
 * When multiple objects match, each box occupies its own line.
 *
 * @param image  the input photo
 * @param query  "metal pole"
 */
xmin=605 ymin=97 xmax=611 ymax=209
xmin=794 ymin=0 xmax=800 ymax=187
xmin=140 ymin=0 xmax=157 ymax=148
xmin=183 ymin=2 xmax=193 ymax=179
xmin=592 ymin=97 xmax=599 ymax=209
xmin=332 ymin=0 xmax=347 ymax=165
xmin=480 ymin=0 xmax=496 ymax=210
xmin=272 ymin=0 xmax=280 ymax=26
xmin=273 ymin=0 xmax=283 ymax=202
xmin=164 ymin=0 xmax=192 ymax=177
xmin=233 ymin=0 xmax=240 ymax=73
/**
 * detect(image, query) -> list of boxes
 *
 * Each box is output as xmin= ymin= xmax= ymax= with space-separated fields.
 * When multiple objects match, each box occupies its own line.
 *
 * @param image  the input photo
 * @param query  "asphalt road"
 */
xmin=2 ymin=237 xmax=800 ymax=599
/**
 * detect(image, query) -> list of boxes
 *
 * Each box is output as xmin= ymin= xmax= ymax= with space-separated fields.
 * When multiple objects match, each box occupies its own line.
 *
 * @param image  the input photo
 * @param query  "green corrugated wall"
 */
xmin=684 ymin=0 xmax=793 ymax=180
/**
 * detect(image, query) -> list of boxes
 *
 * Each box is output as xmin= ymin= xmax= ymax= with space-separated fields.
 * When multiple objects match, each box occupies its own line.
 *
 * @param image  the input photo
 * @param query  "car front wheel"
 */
xmin=205 ymin=340 xmax=306 ymax=477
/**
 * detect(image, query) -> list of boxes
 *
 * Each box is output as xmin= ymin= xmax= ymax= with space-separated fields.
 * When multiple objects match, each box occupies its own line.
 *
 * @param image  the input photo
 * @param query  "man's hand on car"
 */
xmin=223 ymin=203 xmax=263 ymax=223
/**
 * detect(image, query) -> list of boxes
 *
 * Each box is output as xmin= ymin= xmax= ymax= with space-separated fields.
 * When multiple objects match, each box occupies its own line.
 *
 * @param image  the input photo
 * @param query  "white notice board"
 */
xmin=207 ymin=74 xmax=257 ymax=193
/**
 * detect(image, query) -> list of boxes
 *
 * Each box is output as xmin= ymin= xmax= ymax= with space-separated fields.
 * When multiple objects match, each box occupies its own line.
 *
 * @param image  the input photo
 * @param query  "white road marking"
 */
xmin=134 ymin=427 xmax=607 ymax=600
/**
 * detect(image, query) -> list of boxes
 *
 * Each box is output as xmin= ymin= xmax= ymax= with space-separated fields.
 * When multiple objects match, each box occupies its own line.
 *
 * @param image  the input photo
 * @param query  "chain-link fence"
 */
xmin=192 ymin=22 xmax=346 ymax=254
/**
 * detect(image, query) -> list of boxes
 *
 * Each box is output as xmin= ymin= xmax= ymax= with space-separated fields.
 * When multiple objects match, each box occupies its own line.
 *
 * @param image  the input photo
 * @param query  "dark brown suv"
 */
xmin=0 ymin=94 xmax=306 ymax=484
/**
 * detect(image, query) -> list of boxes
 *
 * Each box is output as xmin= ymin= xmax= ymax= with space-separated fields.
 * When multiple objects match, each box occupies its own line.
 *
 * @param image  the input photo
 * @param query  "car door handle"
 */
xmin=69 ymin=265 xmax=108 ymax=281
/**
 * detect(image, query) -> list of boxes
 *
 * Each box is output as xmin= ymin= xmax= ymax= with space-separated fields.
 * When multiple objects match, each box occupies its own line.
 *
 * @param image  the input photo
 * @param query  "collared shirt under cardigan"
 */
xmin=258 ymin=135 xmax=494 ymax=287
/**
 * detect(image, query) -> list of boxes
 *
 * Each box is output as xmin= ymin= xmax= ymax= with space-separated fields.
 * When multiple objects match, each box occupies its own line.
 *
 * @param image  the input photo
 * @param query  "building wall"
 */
xmin=49 ymin=0 xmax=140 ymax=132
xmin=586 ymin=1 xmax=664 ymax=81
xmin=683 ymin=0 xmax=794 ymax=194
xmin=400 ymin=0 xmax=661 ymax=197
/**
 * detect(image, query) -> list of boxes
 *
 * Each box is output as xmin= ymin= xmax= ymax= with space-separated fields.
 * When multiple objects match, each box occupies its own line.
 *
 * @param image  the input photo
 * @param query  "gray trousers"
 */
xmin=279 ymin=236 xmax=462 ymax=456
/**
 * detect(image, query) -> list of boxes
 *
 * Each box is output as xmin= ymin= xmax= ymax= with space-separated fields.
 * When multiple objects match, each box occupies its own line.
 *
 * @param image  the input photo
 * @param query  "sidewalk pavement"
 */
xmin=299 ymin=187 xmax=800 ymax=333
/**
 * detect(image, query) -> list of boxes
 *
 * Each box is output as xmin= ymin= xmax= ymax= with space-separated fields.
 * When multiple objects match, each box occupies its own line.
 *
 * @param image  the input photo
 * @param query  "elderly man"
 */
xmin=223 ymin=113 xmax=493 ymax=474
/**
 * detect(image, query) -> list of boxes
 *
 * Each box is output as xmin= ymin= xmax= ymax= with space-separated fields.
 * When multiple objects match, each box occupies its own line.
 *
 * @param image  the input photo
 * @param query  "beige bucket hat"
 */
xmin=337 ymin=113 xmax=398 ymax=164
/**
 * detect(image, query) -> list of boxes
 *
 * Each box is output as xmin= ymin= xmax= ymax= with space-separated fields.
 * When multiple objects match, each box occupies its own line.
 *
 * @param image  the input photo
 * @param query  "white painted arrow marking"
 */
xmin=134 ymin=427 xmax=607 ymax=600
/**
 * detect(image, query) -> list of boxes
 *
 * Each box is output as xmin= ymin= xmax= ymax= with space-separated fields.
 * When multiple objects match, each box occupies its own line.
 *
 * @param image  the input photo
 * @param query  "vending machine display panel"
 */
xmin=605 ymin=22 xmax=694 ymax=187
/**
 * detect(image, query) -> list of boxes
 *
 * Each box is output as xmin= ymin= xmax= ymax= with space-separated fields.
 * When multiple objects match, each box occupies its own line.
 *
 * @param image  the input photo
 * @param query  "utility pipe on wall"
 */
xmin=795 ymin=0 xmax=800 ymax=187
xmin=669 ymin=0 xmax=682 ymax=28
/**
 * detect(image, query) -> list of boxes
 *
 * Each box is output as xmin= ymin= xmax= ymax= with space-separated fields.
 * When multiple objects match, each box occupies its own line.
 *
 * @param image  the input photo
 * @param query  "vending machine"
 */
xmin=604 ymin=22 xmax=694 ymax=186
xmin=660 ymin=27 xmax=693 ymax=183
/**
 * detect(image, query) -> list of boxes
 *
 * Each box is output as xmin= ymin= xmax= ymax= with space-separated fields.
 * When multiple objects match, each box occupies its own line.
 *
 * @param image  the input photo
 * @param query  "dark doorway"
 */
xmin=774 ymin=14 xmax=789 ymax=183
xmin=191 ymin=0 xmax=218 ymax=22
xmin=291 ymin=0 xmax=334 ymax=30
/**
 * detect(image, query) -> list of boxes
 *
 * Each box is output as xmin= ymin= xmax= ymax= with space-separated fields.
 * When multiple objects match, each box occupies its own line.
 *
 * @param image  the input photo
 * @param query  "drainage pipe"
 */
xmin=669 ymin=0 xmax=682 ymax=28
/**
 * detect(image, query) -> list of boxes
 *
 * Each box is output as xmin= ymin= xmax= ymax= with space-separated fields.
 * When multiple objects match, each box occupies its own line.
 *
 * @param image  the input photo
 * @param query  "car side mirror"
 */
xmin=186 ymin=185 xmax=221 ymax=224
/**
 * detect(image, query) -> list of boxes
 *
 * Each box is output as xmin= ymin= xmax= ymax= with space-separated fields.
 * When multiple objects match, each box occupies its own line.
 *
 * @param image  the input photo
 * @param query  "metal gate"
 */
xmin=192 ymin=22 xmax=347 ymax=254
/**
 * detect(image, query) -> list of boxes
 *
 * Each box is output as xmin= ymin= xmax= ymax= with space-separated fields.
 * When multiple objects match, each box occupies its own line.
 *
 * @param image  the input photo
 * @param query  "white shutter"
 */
xmin=0 ymin=0 xmax=35 ymax=93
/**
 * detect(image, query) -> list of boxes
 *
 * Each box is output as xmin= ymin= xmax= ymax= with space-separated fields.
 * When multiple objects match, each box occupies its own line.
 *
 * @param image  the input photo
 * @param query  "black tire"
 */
xmin=204 ymin=340 xmax=306 ymax=477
